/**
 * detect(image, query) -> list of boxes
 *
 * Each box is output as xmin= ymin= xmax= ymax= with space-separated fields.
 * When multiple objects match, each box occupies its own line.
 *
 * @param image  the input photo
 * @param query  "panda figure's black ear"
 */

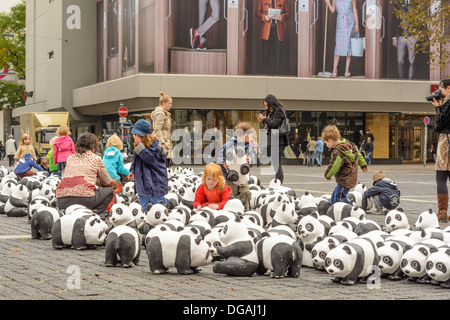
xmin=397 ymin=208 xmax=404 ymax=212
xmin=428 ymin=209 xmax=433 ymax=214
xmin=146 ymin=203 xmax=153 ymax=211
xmin=342 ymin=245 xmax=352 ymax=255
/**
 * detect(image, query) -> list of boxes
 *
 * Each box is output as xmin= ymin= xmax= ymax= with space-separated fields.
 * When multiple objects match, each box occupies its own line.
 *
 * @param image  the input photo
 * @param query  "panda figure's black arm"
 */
xmin=216 ymin=241 xmax=253 ymax=259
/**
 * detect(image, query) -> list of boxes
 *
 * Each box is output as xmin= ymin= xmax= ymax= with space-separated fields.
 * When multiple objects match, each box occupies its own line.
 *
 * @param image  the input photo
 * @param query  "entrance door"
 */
xmin=398 ymin=124 xmax=422 ymax=162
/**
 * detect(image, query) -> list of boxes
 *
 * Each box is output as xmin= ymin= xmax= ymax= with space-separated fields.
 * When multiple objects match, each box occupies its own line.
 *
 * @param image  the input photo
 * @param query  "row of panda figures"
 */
xmin=0 ymin=164 xmax=450 ymax=288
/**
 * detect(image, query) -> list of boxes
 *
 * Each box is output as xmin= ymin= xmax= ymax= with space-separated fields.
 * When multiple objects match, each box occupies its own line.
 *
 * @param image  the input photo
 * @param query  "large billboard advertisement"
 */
xmin=99 ymin=0 xmax=449 ymax=81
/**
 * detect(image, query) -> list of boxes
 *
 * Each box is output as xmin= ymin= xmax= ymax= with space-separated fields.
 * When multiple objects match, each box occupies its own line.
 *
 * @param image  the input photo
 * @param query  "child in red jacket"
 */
xmin=53 ymin=125 xmax=75 ymax=177
xmin=194 ymin=163 xmax=232 ymax=210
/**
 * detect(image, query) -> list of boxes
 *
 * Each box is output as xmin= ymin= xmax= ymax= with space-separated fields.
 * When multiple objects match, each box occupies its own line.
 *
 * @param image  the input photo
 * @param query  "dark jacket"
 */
xmin=363 ymin=140 xmax=374 ymax=153
xmin=262 ymin=107 xmax=289 ymax=146
xmin=130 ymin=140 xmax=168 ymax=198
xmin=325 ymin=139 xmax=367 ymax=189
xmin=364 ymin=178 xmax=401 ymax=210
xmin=433 ymin=97 xmax=450 ymax=134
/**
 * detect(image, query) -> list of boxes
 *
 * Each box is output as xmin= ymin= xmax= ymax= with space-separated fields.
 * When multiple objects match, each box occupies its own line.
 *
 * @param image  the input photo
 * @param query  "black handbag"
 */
xmin=278 ymin=109 xmax=291 ymax=136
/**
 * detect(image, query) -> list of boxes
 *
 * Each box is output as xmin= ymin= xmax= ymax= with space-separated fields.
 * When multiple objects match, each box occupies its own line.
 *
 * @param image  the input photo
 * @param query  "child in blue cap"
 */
xmin=14 ymin=153 xmax=45 ymax=179
xmin=127 ymin=119 xmax=168 ymax=209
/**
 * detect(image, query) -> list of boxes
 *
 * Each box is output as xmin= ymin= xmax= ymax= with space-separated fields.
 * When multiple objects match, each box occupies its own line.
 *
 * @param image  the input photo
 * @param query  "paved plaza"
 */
xmin=0 ymin=159 xmax=449 ymax=307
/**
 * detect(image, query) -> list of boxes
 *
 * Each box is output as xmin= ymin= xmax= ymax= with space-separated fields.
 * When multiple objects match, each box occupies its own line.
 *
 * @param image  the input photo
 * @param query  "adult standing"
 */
xmin=315 ymin=137 xmax=324 ymax=166
xmin=430 ymin=79 xmax=450 ymax=223
xmin=56 ymin=133 xmax=115 ymax=219
xmin=325 ymin=0 xmax=359 ymax=78
xmin=256 ymin=94 xmax=289 ymax=183
xmin=256 ymin=0 xmax=290 ymax=75
xmin=151 ymin=91 xmax=173 ymax=167
xmin=363 ymin=136 xmax=374 ymax=165
xmin=190 ymin=0 xmax=220 ymax=50
xmin=5 ymin=135 xmax=17 ymax=167
xmin=307 ymin=136 xmax=317 ymax=167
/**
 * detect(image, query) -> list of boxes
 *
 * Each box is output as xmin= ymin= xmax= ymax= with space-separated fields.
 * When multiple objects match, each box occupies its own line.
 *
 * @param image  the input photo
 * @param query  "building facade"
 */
xmin=15 ymin=0 xmax=449 ymax=163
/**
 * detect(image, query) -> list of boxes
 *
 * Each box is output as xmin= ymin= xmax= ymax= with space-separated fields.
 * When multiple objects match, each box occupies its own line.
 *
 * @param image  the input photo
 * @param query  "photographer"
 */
xmin=429 ymin=79 xmax=450 ymax=223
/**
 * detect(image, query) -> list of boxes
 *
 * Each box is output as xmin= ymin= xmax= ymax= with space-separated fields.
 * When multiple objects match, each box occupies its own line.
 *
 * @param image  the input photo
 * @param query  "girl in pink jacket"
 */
xmin=53 ymin=125 xmax=75 ymax=177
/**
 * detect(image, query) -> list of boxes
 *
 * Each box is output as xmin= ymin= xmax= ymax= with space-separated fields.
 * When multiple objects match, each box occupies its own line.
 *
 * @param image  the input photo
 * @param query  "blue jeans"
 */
xmin=331 ymin=184 xmax=352 ymax=205
xmin=308 ymin=151 xmax=315 ymax=166
xmin=315 ymin=152 xmax=322 ymax=166
xmin=365 ymin=151 xmax=372 ymax=165
xmin=139 ymin=195 xmax=167 ymax=210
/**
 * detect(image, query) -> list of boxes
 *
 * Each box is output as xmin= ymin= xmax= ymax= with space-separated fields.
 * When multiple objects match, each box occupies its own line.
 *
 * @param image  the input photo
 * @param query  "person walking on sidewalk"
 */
xmin=363 ymin=136 xmax=374 ymax=165
xmin=315 ymin=137 xmax=324 ymax=166
xmin=5 ymin=135 xmax=16 ymax=167
xmin=430 ymin=78 xmax=450 ymax=223
xmin=307 ymin=136 xmax=317 ymax=167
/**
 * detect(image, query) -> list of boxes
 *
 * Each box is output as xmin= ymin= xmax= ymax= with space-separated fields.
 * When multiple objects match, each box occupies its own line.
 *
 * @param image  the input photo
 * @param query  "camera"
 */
xmin=426 ymin=89 xmax=443 ymax=102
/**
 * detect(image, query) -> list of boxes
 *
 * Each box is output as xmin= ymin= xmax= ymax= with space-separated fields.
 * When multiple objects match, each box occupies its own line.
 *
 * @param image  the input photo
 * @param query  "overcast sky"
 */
xmin=0 ymin=0 xmax=22 ymax=14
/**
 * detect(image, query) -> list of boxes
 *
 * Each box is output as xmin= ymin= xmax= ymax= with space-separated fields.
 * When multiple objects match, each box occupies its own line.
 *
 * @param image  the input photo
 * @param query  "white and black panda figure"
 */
xmin=28 ymin=196 xmax=52 ymax=222
xmin=105 ymin=225 xmax=141 ymax=268
xmin=121 ymin=181 xmax=136 ymax=201
xmin=259 ymin=194 xmax=290 ymax=227
xmin=328 ymin=217 xmax=362 ymax=234
xmin=31 ymin=207 xmax=63 ymax=240
xmin=255 ymin=235 xmax=303 ymax=278
xmin=311 ymin=230 xmax=358 ymax=271
xmin=353 ymin=219 xmax=382 ymax=236
xmin=128 ymin=201 xmax=146 ymax=229
xmin=225 ymin=146 xmax=250 ymax=187
xmin=316 ymin=198 xmax=332 ymax=216
xmin=51 ymin=212 xmax=108 ymax=249
xmin=384 ymin=208 xmax=410 ymax=233
xmin=269 ymin=202 xmax=298 ymax=229
xmin=247 ymin=225 xmax=268 ymax=243
xmin=4 ymin=184 xmax=31 ymax=217
xmin=64 ymin=204 xmax=92 ymax=215
xmin=426 ymin=246 xmax=450 ymax=288
xmin=377 ymin=235 xmax=416 ymax=280
xmin=190 ymin=208 xmax=215 ymax=226
xmin=213 ymin=216 xmax=259 ymax=277
xmin=204 ymin=223 xmax=225 ymax=261
xmin=0 ymin=182 xmax=16 ymax=215
xmin=242 ymin=211 xmax=264 ymax=228
xmin=0 ymin=165 xmax=9 ymax=177
xmin=146 ymin=230 xmax=212 ymax=274
xmin=164 ymin=192 xmax=181 ymax=210
xmin=297 ymin=202 xmax=319 ymax=218
xmin=249 ymin=175 xmax=261 ymax=186
xmin=211 ymin=209 xmax=238 ymax=227
xmin=223 ymin=198 xmax=245 ymax=215
xmin=146 ymin=202 xmax=169 ymax=227
xmin=400 ymin=239 xmax=447 ymax=283
xmin=324 ymin=238 xmax=380 ymax=285
xmin=326 ymin=202 xmax=366 ymax=222
xmin=182 ymin=220 xmax=211 ymax=239
xmin=414 ymin=209 xmax=440 ymax=231
xmin=267 ymin=225 xmax=297 ymax=240
xmin=109 ymin=203 xmax=137 ymax=228
xmin=143 ymin=219 xmax=185 ymax=246
xmin=178 ymin=185 xmax=197 ymax=209
xmin=297 ymin=214 xmax=335 ymax=267
xmin=168 ymin=204 xmax=192 ymax=225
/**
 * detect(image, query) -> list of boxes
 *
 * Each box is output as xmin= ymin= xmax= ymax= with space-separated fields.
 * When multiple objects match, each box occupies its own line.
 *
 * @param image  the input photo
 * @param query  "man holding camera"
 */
xmin=429 ymin=79 xmax=450 ymax=223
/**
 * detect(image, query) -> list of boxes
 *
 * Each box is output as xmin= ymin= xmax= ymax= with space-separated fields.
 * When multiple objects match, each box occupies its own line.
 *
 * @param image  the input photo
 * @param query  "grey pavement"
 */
xmin=0 ymin=158 xmax=449 ymax=304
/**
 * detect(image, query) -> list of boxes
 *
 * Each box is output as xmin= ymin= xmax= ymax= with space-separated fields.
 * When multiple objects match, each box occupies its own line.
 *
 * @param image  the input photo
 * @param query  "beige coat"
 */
xmin=151 ymin=106 xmax=173 ymax=158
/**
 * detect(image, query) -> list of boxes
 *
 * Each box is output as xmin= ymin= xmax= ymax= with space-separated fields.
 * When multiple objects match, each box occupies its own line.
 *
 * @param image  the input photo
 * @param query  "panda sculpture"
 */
xmin=4 ymin=184 xmax=30 ymax=217
xmin=204 ymin=223 xmax=225 ymax=261
xmin=414 ymin=209 xmax=440 ymax=231
xmin=190 ymin=208 xmax=215 ymax=226
xmin=108 ymin=203 xmax=137 ymax=229
xmin=311 ymin=230 xmax=357 ymax=271
xmin=324 ymin=237 xmax=380 ymax=285
xmin=0 ymin=182 xmax=16 ymax=214
xmin=225 ymin=146 xmax=250 ymax=187
xmin=51 ymin=212 xmax=108 ymax=250
xmin=326 ymin=202 xmax=365 ymax=222
xmin=168 ymin=204 xmax=192 ymax=225
xmin=213 ymin=216 xmax=259 ymax=277
xmin=353 ymin=219 xmax=382 ymax=236
xmin=242 ymin=211 xmax=264 ymax=228
xmin=144 ymin=219 xmax=185 ymax=245
xmin=400 ymin=239 xmax=447 ymax=283
xmin=384 ymin=208 xmax=410 ymax=232
xmin=28 ymin=196 xmax=52 ymax=221
xmin=255 ymin=234 xmax=303 ymax=278
xmin=377 ymin=235 xmax=416 ymax=280
xmin=269 ymin=202 xmax=298 ymax=229
xmin=426 ymin=246 xmax=450 ymax=288
xmin=146 ymin=230 xmax=212 ymax=274
xmin=105 ymin=225 xmax=141 ymax=268
xmin=31 ymin=207 xmax=63 ymax=240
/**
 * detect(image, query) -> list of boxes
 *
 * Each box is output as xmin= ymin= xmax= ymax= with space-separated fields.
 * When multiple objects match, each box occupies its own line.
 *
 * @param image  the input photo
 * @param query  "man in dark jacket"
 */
xmin=363 ymin=137 xmax=374 ymax=165
xmin=363 ymin=171 xmax=401 ymax=215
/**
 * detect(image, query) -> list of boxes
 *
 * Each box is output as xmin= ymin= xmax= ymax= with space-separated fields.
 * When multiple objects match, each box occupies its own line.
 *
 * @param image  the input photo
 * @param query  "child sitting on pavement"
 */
xmin=362 ymin=170 xmax=401 ymax=215
xmin=14 ymin=152 xmax=45 ymax=179
xmin=322 ymin=125 xmax=368 ymax=205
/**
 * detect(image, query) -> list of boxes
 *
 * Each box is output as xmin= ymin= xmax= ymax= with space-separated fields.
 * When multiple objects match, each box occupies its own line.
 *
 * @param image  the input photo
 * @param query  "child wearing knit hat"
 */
xmin=362 ymin=170 xmax=401 ymax=215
